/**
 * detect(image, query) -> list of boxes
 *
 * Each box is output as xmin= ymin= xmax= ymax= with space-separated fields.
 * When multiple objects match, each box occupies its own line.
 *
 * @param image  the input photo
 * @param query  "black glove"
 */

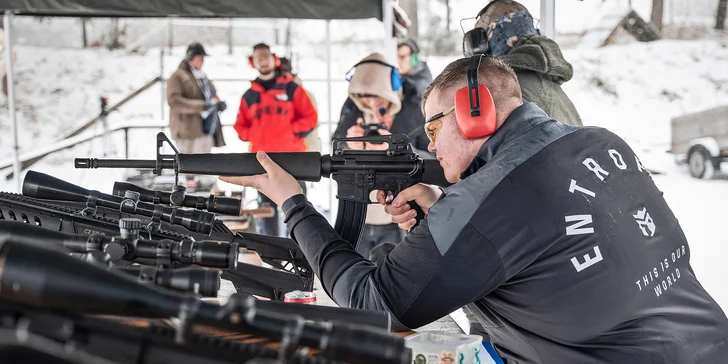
xmin=216 ymin=100 xmax=228 ymax=113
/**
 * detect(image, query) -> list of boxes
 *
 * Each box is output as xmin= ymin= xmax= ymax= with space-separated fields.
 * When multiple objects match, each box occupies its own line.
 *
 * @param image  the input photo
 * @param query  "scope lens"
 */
xmin=186 ymin=240 xmax=238 ymax=269
xmin=209 ymin=195 xmax=242 ymax=216
xmin=162 ymin=268 xmax=220 ymax=297
xmin=177 ymin=209 xmax=215 ymax=235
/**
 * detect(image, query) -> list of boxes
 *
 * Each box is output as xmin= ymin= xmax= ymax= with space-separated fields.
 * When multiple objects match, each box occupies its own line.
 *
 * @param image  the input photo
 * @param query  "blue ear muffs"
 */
xmin=391 ymin=68 xmax=402 ymax=92
xmin=346 ymin=59 xmax=402 ymax=92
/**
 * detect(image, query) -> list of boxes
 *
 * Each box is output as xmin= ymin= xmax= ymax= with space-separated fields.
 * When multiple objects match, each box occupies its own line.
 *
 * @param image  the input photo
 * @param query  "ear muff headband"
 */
xmin=345 ymin=59 xmax=402 ymax=92
xmin=453 ymin=54 xmax=497 ymax=139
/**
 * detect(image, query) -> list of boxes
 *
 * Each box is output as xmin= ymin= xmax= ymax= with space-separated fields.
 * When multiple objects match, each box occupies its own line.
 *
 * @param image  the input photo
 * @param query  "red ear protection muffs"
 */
xmin=248 ymin=54 xmax=281 ymax=69
xmin=454 ymin=54 xmax=497 ymax=138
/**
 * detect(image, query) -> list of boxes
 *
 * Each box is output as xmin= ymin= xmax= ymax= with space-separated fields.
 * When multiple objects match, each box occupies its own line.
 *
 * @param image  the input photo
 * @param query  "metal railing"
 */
xmin=1 ymin=75 xmax=342 ymax=173
xmin=4 ymin=77 xmax=165 ymax=179
xmin=0 ymin=119 xmax=338 ymax=172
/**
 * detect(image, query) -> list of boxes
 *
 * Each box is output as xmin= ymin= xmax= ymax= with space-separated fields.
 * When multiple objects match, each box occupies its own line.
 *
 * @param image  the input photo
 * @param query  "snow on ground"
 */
xmin=1 ymin=35 xmax=727 ymax=313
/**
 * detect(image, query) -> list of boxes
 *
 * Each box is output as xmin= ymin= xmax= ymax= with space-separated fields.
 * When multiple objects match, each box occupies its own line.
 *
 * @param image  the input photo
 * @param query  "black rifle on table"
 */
xmin=0 ymin=220 xmax=224 ymax=298
xmin=0 ymin=301 xmax=297 ymax=364
xmin=20 ymin=170 xmax=311 ymax=281
xmin=0 ymin=236 xmax=407 ymax=364
xmin=0 ymin=174 xmax=313 ymax=300
xmin=75 ymin=132 xmax=451 ymax=247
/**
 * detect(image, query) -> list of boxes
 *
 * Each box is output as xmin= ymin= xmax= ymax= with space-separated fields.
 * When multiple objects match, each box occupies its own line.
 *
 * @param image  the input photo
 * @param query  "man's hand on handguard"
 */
xmin=218 ymin=151 xmax=302 ymax=207
xmin=376 ymin=184 xmax=442 ymax=230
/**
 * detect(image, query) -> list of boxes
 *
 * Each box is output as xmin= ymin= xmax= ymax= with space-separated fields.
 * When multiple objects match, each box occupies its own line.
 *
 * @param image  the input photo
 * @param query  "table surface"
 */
xmin=221 ymin=252 xmax=465 ymax=336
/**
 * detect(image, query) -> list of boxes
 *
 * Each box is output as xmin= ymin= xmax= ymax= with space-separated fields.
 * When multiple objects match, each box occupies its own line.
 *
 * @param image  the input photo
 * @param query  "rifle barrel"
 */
xmin=75 ymin=158 xmax=165 ymax=169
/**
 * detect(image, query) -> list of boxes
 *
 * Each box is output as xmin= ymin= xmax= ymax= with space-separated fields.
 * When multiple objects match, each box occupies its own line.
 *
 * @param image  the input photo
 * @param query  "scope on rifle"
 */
xmin=0 ymin=220 xmax=238 ymax=270
xmin=22 ymin=171 xmax=216 ymax=235
xmin=117 ymin=264 xmax=220 ymax=297
xmin=113 ymin=182 xmax=241 ymax=216
xmin=0 ymin=238 xmax=411 ymax=364
xmin=73 ymin=251 xmax=220 ymax=297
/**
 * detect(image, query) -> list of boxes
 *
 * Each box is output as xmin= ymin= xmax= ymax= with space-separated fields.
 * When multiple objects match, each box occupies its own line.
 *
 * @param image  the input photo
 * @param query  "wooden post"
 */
xmin=717 ymin=0 xmax=727 ymax=30
xmin=650 ymin=0 xmax=664 ymax=32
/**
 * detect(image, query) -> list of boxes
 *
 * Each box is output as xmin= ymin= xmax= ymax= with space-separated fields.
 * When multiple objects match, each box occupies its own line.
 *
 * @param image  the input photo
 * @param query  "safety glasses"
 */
xmin=424 ymin=105 xmax=455 ymax=143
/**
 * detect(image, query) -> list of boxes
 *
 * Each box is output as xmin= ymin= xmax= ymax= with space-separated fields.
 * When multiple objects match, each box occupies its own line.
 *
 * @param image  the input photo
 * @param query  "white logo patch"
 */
xmin=633 ymin=207 xmax=656 ymax=237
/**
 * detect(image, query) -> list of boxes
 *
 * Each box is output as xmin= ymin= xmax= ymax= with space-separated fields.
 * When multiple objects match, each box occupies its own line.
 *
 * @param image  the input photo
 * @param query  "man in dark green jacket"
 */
xmin=464 ymin=0 xmax=582 ymax=126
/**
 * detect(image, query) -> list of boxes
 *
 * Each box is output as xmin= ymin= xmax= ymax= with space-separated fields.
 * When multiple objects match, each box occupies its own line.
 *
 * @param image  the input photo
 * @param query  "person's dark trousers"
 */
xmin=258 ymin=181 xmax=307 ymax=237
xmin=355 ymin=223 xmax=403 ymax=259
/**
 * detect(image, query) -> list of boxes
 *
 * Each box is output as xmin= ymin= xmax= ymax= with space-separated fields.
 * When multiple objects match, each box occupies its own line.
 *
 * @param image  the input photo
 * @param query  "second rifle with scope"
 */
xmin=2 ymin=173 xmax=313 ymax=300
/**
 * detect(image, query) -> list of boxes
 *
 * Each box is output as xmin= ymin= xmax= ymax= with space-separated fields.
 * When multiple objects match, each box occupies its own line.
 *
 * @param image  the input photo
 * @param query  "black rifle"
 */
xmin=0 ymin=220 xmax=238 ymax=269
xmin=113 ymin=181 xmax=242 ymax=216
xmin=24 ymin=170 xmax=216 ymax=235
xmin=17 ymin=170 xmax=311 ymax=280
xmin=0 ymin=215 xmax=309 ymax=301
xmin=75 ymin=132 xmax=451 ymax=246
xmin=0 ymin=301 xmax=345 ymax=364
xmin=0 ymin=237 xmax=409 ymax=364
xmin=0 ymin=220 xmax=221 ymax=297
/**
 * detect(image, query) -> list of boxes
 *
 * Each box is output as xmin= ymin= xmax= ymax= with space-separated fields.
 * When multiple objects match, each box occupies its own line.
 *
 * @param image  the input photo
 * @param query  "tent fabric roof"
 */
xmin=1 ymin=0 xmax=384 ymax=20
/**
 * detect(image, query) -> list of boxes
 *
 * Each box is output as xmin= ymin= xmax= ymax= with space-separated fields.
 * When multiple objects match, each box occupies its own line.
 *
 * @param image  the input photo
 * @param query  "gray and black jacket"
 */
xmin=282 ymin=102 xmax=728 ymax=363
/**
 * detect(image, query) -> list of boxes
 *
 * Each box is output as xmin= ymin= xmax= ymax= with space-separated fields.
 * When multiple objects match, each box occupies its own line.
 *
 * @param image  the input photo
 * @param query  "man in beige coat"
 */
xmin=167 ymin=43 xmax=226 ymax=153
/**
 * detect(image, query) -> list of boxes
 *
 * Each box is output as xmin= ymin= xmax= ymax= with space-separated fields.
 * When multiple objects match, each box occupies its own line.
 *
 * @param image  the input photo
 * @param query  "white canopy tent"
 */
xmin=1 ymin=0 xmax=560 ymax=193
xmin=0 ymin=0 xmax=402 ymax=193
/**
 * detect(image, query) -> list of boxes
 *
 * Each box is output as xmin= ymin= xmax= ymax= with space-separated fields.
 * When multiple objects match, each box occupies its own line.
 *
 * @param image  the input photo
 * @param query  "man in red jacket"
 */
xmin=235 ymin=43 xmax=318 ymax=236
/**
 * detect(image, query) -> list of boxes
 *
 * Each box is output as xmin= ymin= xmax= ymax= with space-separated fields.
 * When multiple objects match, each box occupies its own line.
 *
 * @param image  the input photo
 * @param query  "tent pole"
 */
xmin=4 ymin=11 xmax=20 ymax=193
xmin=326 ymin=19 xmax=333 ymax=222
xmin=160 ymin=48 xmax=165 ymax=120
xmin=382 ymin=0 xmax=397 ymax=65
xmin=540 ymin=0 xmax=556 ymax=40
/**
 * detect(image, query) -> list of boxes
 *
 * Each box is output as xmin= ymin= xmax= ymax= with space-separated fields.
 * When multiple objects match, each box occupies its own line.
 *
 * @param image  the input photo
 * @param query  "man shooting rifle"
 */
xmin=220 ymin=55 xmax=728 ymax=363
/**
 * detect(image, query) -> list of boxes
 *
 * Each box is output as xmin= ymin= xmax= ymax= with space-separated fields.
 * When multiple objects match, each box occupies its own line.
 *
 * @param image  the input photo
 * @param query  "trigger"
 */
xmin=385 ymin=191 xmax=395 ymax=204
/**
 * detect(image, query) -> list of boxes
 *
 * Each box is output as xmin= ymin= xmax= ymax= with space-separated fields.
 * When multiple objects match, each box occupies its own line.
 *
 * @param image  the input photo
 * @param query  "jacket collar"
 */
xmin=178 ymin=61 xmax=192 ymax=75
xmin=250 ymin=70 xmax=293 ymax=92
xmin=460 ymin=102 xmax=552 ymax=179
